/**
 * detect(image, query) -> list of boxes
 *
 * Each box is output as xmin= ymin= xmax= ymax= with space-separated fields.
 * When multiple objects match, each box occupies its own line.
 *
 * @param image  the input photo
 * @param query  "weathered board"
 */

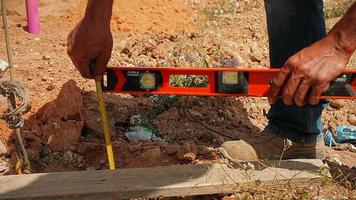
xmin=0 ymin=159 xmax=329 ymax=200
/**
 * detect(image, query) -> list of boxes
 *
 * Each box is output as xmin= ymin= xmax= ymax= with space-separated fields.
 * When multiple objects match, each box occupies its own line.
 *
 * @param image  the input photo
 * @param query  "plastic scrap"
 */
xmin=0 ymin=163 xmax=6 ymax=173
xmin=324 ymin=130 xmax=337 ymax=147
xmin=324 ymin=126 xmax=356 ymax=146
xmin=0 ymin=60 xmax=9 ymax=73
xmin=125 ymin=126 xmax=158 ymax=142
xmin=335 ymin=125 xmax=356 ymax=144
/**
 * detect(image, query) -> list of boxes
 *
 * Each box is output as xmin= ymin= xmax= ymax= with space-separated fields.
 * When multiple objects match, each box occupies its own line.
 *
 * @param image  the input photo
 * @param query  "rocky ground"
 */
xmin=0 ymin=0 xmax=355 ymax=199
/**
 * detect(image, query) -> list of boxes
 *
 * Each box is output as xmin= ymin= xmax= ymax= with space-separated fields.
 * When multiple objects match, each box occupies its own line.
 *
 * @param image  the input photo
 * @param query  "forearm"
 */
xmin=84 ymin=0 xmax=113 ymax=26
xmin=327 ymin=3 xmax=356 ymax=55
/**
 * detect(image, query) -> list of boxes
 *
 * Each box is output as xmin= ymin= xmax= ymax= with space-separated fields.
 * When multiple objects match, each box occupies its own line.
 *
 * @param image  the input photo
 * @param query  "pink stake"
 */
xmin=25 ymin=0 xmax=40 ymax=34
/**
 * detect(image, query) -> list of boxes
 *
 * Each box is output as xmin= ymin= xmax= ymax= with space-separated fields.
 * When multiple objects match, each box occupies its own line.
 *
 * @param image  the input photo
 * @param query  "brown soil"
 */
xmin=0 ymin=0 xmax=355 ymax=199
xmin=66 ymin=0 xmax=195 ymax=34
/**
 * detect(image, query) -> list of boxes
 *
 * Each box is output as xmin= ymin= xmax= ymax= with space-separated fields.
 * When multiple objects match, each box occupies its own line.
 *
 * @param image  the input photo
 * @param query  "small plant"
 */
xmin=149 ymin=95 xmax=178 ymax=115
xmin=128 ymin=95 xmax=178 ymax=137
xmin=169 ymin=75 xmax=209 ymax=88
xmin=324 ymin=0 xmax=354 ymax=19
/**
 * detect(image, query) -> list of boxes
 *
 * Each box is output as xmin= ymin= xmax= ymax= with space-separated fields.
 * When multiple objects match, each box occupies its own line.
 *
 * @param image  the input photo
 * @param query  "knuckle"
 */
xmin=287 ymin=57 xmax=298 ymax=67
xmin=298 ymin=66 xmax=309 ymax=75
xmin=316 ymin=77 xmax=326 ymax=84
xmin=286 ymin=58 xmax=310 ymax=75
xmin=281 ymin=65 xmax=291 ymax=73
xmin=315 ymin=74 xmax=329 ymax=84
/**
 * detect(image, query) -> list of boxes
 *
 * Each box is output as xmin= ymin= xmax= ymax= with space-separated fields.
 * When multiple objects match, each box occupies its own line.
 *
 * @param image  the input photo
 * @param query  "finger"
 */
xmin=294 ymin=79 xmax=312 ymax=106
xmin=71 ymin=57 xmax=94 ymax=79
xmin=309 ymin=84 xmax=327 ymax=105
xmin=268 ymin=66 xmax=291 ymax=104
xmin=267 ymin=79 xmax=281 ymax=104
xmin=95 ymin=51 xmax=112 ymax=80
xmin=282 ymin=73 xmax=303 ymax=105
xmin=323 ymin=83 xmax=330 ymax=93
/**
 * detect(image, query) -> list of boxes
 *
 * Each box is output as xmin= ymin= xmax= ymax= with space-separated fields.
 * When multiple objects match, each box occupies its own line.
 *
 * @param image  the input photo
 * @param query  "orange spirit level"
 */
xmin=104 ymin=67 xmax=356 ymax=99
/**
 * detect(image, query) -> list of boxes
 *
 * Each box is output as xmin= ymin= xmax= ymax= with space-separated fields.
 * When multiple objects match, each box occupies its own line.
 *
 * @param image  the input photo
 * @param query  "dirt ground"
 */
xmin=0 ymin=0 xmax=355 ymax=199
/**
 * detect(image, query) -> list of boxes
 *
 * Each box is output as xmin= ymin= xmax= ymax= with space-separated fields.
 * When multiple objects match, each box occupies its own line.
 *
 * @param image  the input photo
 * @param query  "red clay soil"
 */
xmin=65 ymin=0 xmax=195 ymax=34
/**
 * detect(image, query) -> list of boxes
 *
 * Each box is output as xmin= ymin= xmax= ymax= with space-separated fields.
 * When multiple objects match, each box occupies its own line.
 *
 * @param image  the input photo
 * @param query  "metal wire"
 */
xmin=0 ymin=80 xmax=31 ymax=122
xmin=1 ymin=0 xmax=13 ymax=79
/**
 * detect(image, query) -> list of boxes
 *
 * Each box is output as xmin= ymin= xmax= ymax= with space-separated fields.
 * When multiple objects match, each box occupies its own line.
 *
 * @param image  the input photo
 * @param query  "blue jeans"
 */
xmin=264 ymin=0 xmax=328 ymax=143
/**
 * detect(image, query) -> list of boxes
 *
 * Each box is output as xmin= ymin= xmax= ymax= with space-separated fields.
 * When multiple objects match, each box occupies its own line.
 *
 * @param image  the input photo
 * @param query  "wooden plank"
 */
xmin=0 ymin=159 xmax=328 ymax=200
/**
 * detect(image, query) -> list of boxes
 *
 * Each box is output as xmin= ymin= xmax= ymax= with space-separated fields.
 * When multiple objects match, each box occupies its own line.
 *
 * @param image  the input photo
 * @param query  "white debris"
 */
xmin=125 ymin=126 xmax=158 ymax=142
xmin=0 ymin=60 xmax=9 ymax=73
xmin=0 ymin=163 xmax=6 ymax=173
xmin=349 ymin=144 xmax=356 ymax=153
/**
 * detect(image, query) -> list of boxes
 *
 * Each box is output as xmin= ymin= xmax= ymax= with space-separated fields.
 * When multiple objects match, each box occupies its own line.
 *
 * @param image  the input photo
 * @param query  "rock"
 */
xmin=0 ymin=59 xmax=9 ymax=72
xmin=37 ymin=80 xmax=83 ymax=122
xmin=37 ymin=80 xmax=84 ymax=152
xmin=177 ymin=143 xmax=198 ymax=161
xmin=249 ymin=42 xmax=263 ymax=63
xmin=42 ymin=55 xmax=51 ymax=60
xmin=63 ymin=151 xmax=74 ymax=162
xmin=348 ymin=115 xmax=356 ymax=125
xmin=0 ymin=164 xmax=6 ymax=173
xmin=77 ymin=142 xmax=101 ymax=155
xmin=325 ymin=153 xmax=343 ymax=166
xmin=128 ymin=143 xmax=142 ymax=152
xmin=155 ymin=139 xmax=167 ymax=148
xmin=225 ymin=110 xmax=233 ymax=120
xmin=216 ymin=135 xmax=225 ymax=145
xmin=26 ymin=141 xmax=42 ymax=159
xmin=189 ymin=109 xmax=203 ymax=118
xmin=197 ymin=145 xmax=209 ymax=155
xmin=166 ymin=144 xmax=180 ymax=155
xmin=127 ymin=147 xmax=162 ymax=167
xmin=76 ymin=155 xmax=83 ymax=163
xmin=86 ymin=167 xmax=96 ymax=171
xmin=43 ymin=121 xmax=83 ymax=152
xmin=332 ymin=157 xmax=342 ymax=166
xmin=77 ymin=163 xmax=85 ymax=168
xmin=95 ymin=163 xmax=103 ymax=170
xmin=0 ymin=142 xmax=7 ymax=155
xmin=46 ymin=85 xmax=55 ymax=91
xmin=349 ymin=144 xmax=356 ymax=153
xmin=142 ymin=147 xmax=161 ymax=161
xmin=329 ymin=100 xmax=343 ymax=110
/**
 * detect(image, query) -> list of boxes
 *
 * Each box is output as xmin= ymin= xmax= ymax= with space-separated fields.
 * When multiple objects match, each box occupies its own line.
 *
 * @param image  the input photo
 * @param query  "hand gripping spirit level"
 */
xmin=103 ymin=67 xmax=356 ymax=99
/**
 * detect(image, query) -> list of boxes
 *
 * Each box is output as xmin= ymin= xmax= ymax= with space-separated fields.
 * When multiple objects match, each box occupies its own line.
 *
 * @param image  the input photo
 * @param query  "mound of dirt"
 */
xmin=28 ymin=80 xmax=84 ymax=152
xmin=65 ymin=0 xmax=195 ymax=33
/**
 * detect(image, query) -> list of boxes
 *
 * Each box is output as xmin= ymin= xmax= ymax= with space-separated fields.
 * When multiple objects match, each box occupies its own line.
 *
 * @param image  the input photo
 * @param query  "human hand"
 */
xmin=67 ymin=19 xmax=113 ymax=80
xmin=268 ymin=36 xmax=351 ymax=106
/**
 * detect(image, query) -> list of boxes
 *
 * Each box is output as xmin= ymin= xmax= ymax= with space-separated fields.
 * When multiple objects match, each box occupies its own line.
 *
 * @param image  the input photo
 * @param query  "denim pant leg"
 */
xmin=264 ymin=0 xmax=328 ymax=143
